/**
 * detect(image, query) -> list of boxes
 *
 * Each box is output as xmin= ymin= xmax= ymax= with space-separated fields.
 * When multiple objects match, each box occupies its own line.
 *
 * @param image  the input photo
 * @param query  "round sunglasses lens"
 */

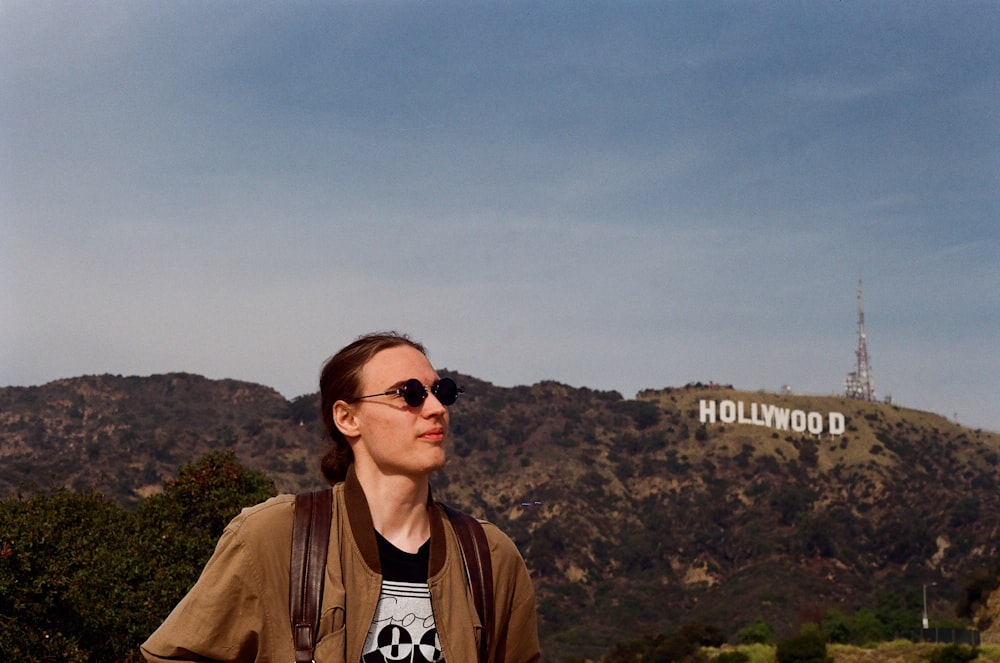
xmin=402 ymin=379 xmax=428 ymax=407
xmin=434 ymin=378 xmax=459 ymax=405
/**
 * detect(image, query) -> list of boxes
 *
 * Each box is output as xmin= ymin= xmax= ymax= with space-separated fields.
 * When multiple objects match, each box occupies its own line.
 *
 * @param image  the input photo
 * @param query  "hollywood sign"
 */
xmin=699 ymin=399 xmax=845 ymax=436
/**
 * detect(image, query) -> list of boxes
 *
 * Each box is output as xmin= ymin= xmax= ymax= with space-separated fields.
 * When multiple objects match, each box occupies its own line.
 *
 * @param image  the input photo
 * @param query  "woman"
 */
xmin=141 ymin=331 xmax=540 ymax=662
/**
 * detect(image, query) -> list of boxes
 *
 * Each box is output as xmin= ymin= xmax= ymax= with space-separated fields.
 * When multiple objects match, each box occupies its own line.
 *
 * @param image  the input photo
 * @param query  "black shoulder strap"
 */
xmin=290 ymin=489 xmax=332 ymax=663
xmin=443 ymin=503 xmax=494 ymax=663
xmin=289 ymin=491 xmax=493 ymax=663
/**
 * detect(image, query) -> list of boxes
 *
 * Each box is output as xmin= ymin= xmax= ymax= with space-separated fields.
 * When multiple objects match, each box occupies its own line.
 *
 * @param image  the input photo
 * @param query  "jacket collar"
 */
xmin=343 ymin=465 xmax=447 ymax=578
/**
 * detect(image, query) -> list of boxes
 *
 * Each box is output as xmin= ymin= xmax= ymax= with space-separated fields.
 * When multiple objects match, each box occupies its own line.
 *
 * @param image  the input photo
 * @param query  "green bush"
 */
xmin=738 ymin=618 xmax=775 ymax=645
xmin=846 ymin=608 xmax=884 ymax=645
xmin=927 ymin=644 xmax=978 ymax=663
xmin=775 ymin=624 xmax=830 ymax=663
xmin=821 ymin=607 xmax=887 ymax=645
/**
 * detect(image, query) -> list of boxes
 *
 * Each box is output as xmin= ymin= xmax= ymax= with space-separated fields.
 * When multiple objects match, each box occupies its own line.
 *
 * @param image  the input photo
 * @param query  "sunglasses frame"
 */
xmin=350 ymin=377 xmax=464 ymax=408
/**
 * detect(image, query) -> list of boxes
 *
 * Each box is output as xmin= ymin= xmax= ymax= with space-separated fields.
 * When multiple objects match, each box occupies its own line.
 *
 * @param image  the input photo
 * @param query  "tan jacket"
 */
xmin=141 ymin=470 xmax=540 ymax=663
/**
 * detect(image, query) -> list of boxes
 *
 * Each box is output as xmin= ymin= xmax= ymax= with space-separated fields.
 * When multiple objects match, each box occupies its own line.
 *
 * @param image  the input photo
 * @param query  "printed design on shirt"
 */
xmin=362 ymin=580 xmax=443 ymax=663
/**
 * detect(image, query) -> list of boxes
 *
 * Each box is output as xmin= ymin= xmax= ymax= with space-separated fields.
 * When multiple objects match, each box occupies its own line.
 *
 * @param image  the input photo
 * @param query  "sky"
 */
xmin=2 ymin=1 xmax=998 ymax=432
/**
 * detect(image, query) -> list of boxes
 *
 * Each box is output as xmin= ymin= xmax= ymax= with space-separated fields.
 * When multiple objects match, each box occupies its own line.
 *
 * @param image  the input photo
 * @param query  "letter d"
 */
xmin=829 ymin=412 xmax=845 ymax=435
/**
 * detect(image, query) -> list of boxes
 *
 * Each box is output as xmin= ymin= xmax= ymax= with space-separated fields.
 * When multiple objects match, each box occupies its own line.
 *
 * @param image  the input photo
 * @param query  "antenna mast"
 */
xmin=844 ymin=279 xmax=876 ymax=401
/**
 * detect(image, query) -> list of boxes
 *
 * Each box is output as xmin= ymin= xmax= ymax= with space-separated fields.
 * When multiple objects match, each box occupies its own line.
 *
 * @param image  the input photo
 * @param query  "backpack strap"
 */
xmin=290 ymin=489 xmax=332 ymax=663
xmin=443 ymin=503 xmax=494 ymax=663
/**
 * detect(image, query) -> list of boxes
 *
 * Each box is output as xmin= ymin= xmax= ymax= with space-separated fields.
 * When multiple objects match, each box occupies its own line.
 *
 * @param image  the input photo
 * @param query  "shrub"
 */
xmin=775 ymin=624 xmax=830 ymax=663
xmin=927 ymin=644 xmax=978 ymax=663
xmin=738 ymin=619 xmax=775 ymax=645
xmin=679 ymin=621 xmax=726 ymax=647
xmin=739 ymin=643 xmax=778 ymax=663
xmin=650 ymin=631 xmax=697 ymax=663
xmin=0 ymin=453 xmax=276 ymax=663
xmin=714 ymin=651 xmax=751 ymax=663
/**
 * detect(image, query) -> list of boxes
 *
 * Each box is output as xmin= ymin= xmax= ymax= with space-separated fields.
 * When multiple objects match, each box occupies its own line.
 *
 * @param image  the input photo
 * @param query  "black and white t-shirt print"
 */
xmin=362 ymin=580 xmax=443 ymax=663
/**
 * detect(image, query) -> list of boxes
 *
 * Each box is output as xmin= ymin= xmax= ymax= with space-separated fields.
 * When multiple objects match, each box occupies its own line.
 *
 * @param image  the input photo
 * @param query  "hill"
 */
xmin=0 ymin=373 xmax=328 ymax=500
xmin=2 ymin=372 xmax=1000 ymax=661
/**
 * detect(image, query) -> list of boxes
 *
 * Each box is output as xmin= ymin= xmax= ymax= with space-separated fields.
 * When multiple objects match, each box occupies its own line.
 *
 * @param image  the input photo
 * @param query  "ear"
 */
xmin=332 ymin=400 xmax=361 ymax=441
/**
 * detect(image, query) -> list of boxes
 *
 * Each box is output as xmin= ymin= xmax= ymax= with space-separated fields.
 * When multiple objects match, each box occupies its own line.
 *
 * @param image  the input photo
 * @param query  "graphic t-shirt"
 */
xmin=362 ymin=531 xmax=443 ymax=663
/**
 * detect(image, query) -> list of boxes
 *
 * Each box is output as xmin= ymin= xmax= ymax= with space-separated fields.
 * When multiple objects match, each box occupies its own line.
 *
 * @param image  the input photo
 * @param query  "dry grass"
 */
xmin=828 ymin=641 xmax=938 ymax=663
xmin=834 ymin=641 xmax=1000 ymax=663
xmin=705 ymin=641 xmax=1000 ymax=663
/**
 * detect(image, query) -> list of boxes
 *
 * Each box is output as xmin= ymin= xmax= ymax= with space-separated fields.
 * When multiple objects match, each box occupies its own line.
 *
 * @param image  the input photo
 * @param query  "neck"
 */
xmin=353 ymin=464 xmax=431 ymax=554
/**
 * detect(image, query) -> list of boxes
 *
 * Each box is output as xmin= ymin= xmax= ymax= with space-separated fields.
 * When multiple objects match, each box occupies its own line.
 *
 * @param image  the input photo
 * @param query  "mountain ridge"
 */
xmin=2 ymin=372 xmax=999 ymax=660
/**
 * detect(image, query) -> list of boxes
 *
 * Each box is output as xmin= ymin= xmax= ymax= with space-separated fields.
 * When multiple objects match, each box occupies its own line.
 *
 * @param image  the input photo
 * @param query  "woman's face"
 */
xmin=347 ymin=344 xmax=450 ymax=479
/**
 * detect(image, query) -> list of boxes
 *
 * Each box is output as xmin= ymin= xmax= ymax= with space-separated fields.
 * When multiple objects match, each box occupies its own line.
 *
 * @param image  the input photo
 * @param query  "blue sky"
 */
xmin=3 ymin=1 xmax=998 ymax=431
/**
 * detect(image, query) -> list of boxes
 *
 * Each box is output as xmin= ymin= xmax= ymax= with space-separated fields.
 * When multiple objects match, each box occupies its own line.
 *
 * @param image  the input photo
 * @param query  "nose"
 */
xmin=421 ymin=391 xmax=448 ymax=416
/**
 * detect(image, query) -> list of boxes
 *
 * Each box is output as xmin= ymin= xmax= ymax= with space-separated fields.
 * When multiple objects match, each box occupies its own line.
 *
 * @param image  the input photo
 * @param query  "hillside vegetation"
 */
xmin=2 ymin=372 xmax=1000 ymax=661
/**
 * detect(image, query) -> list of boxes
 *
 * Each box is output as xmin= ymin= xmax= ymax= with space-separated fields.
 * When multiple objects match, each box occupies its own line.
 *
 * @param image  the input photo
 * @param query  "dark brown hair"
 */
xmin=318 ymin=331 xmax=427 ymax=484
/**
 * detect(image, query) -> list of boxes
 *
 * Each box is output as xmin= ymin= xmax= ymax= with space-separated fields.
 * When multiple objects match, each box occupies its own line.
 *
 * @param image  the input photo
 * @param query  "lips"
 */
xmin=420 ymin=427 xmax=446 ymax=441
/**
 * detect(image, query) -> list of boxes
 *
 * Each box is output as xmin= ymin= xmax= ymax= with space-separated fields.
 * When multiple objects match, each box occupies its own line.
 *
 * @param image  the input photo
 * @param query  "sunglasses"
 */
xmin=351 ymin=377 xmax=464 ymax=408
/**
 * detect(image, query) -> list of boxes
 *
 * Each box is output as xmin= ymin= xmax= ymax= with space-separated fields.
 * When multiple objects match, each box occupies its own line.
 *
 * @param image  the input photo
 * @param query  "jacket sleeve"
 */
xmin=487 ymin=525 xmax=541 ymax=663
xmin=140 ymin=522 xmax=270 ymax=662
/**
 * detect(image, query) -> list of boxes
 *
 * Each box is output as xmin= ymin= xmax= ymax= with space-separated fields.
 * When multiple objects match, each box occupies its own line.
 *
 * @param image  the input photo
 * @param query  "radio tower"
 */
xmin=844 ymin=279 xmax=876 ymax=401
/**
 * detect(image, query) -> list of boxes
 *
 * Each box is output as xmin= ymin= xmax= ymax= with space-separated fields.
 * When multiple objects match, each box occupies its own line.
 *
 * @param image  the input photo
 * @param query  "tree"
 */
xmin=820 ymin=609 xmax=851 ymax=644
xmin=847 ymin=608 xmax=885 ymax=645
xmin=134 ymin=452 xmax=277 ymax=628
xmin=0 ymin=452 xmax=277 ymax=662
xmin=138 ymin=451 xmax=275 ymax=540
xmin=872 ymin=589 xmax=922 ymax=639
xmin=0 ymin=489 xmax=146 ymax=661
